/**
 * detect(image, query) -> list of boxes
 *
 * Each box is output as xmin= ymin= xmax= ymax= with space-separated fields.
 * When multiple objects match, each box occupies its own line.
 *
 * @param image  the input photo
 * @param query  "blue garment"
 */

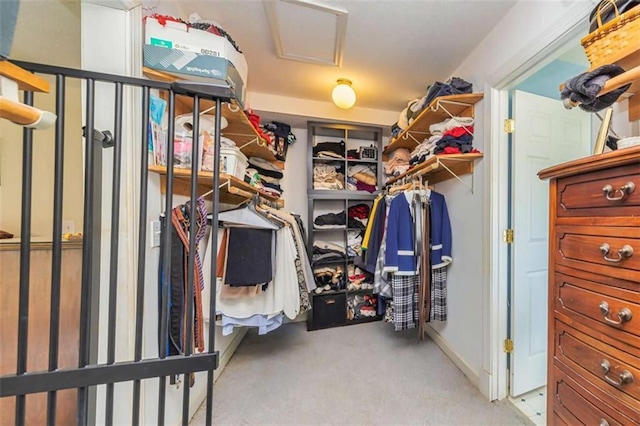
xmin=429 ymin=191 xmax=452 ymax=268
xmin=383 ymin=194 xmax=417 ymax=275
xmin=221 ymin=313 xmax=284 ymax=336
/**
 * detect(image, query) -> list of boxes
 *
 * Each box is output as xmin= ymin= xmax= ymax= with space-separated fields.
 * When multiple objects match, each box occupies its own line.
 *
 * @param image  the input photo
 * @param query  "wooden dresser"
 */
xmin=538 ymin=146 xmax=640 ymax=425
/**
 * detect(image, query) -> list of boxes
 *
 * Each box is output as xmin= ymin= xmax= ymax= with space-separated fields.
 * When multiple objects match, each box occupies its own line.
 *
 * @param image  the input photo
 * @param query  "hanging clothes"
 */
xmin=159 ymin=196 xmax=208 ymax=358
xmin=371 ymin=188 xmax=453 ymax=333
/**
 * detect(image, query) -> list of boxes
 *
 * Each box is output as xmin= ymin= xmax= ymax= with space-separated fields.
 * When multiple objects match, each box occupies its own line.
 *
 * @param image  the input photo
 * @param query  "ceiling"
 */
xmin=163 ymin=0 xmax=519 ymax=114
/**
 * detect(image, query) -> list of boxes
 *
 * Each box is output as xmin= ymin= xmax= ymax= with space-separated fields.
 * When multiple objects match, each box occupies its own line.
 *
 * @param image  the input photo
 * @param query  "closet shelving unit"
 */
xmin=382 ymin=92 xmax=484 ymax=155
xmin=143 ymin=67 xmax=283 ymax=204
xmin=307 ymin=121 xmax=383 ymax=331
xmin=148 ymin=165 xmax=282 ymax=206
xmin=382 ymin=92 xmax=484 ymax=192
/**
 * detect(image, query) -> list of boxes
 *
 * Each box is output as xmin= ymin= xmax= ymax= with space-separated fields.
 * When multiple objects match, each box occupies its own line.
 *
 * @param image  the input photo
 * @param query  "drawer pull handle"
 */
xmin=599 ymin=301 xmax=633 ymax=325
xmin=600 ymin=359 xmax=634 ymax=387
xmin=600 ymin=243 xmax=634 ymax=262
xmin=600 ymin=419 xmax=610 ymax=426
xmin=602 ymin=181 xmax=635 ymax=201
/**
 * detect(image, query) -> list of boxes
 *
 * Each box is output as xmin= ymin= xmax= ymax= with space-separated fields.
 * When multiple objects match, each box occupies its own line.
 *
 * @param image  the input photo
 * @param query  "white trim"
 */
xmin=485 ymin=1 xmax=595 ymax=402
xmin=426 ymin=325 xmax=479 ymax=388
xmin=214 ymin=328 xmax=248 ymax=382
xmin=398 ymin=250 xmax=414 ymax=255
xmin=432 ymin=257 xmax=452 ymax=269
xmin=432 ymin=244 xmax=443 ymax=250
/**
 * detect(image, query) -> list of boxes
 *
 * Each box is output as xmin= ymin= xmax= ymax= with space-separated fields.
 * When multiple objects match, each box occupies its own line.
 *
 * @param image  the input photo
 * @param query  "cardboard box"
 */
xmin=143 ymin=17 xmax=248 ymax=106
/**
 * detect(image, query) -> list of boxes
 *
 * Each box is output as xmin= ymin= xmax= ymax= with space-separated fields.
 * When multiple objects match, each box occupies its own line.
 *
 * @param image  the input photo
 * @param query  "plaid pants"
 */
xmin=430 ymin=267 xmax=447 ymax=321
xmin=392 ymin=274 xmax=419 ymax=331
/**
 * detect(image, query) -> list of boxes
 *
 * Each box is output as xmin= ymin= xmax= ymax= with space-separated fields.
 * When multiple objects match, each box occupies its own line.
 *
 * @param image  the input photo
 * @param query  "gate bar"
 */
xmin=105 ymin=81 xmax=124 ymax=426
xmin=132 ymin=86 xmax=151 ymax=426
xmin=205 ymin=97 xmax=223 ymax=425
xmin=47 ymin=73 xmax=66 ymax=426
xmin=15 ymin=90 xmax=35 ymax=426
xmin=77 ymin=78 xmax=96 ymax=426
xmin=158 ymin=91 xmax=176 ymax=426
xmin=0 ymin=353 xmax=219 ymax=397
xmin=182 ymin=94 xmax=200 ymax=425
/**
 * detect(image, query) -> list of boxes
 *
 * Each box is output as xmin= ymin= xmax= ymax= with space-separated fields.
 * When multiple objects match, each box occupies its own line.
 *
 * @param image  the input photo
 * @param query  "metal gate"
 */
xmin=0 ymin=61 xmax=226 ymax=425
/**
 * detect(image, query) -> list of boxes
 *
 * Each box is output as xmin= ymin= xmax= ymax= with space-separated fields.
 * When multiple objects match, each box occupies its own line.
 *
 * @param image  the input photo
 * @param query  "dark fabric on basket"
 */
xmin=560 ymin=64 xmax=631 ymax=112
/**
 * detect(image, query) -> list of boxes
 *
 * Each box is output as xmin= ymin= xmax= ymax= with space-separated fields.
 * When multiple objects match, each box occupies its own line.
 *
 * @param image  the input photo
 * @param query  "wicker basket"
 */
xmin=581 ymin=1 xmax=640 ymax=69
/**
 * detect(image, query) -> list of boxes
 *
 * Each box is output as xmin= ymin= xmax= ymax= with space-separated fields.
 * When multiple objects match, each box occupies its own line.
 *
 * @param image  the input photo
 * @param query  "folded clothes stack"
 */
xmin=314 ymin=211 xmax=346 ymax=229
xmin=384 ymin=148 xmax=411 ymax=181
xmin=346 ymin=164 xmax=377 ymax=193
xmin=313 ymin=163 xmax=345 ymax=190
xmin=348 ymin=203 xmax=370 ymax=228
xmin=313 ymin=265 xmax=345 ymax=293
xmin=428 ymin=116 xmax=478 ymax=156
xmin=347 ymin=264 xmax=373 ymax=291
xmin=313 ymin=140 xmax=346 ymax=159
xmin=245 ymin=157 xmax=284 ymax=197
xmin=312 ymin=240 xmax=345 ymax=266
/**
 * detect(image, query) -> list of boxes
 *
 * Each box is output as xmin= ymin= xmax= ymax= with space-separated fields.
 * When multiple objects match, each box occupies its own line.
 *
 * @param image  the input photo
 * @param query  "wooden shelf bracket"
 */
xmin=433 ymin=156 xmax=476 ymax=193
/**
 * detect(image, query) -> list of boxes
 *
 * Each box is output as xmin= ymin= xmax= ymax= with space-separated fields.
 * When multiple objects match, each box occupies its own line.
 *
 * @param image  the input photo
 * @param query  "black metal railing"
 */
xmin=0 ymin=61 xmax=226 ymax=426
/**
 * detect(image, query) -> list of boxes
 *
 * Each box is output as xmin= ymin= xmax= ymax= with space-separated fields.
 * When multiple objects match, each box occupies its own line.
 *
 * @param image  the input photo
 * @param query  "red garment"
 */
xmin=443 ymin=126 xmax=474 ymax=138
xmin=441 ymin=147 xmax=462 ymax=155
xmin=348 ymin=204 xmax=370 ymax=219
xmin=245 ymin=111 xmax=272 ymax=143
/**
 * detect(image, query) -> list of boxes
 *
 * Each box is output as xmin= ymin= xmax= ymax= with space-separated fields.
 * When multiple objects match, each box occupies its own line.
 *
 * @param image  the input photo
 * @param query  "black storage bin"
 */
xmin=309 ymin=293 xmax=347 ymax=330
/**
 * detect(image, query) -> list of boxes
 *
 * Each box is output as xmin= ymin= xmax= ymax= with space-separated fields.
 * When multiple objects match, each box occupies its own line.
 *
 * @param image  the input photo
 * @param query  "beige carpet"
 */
xmin=191 ymin=321 xmax=531 ymax=426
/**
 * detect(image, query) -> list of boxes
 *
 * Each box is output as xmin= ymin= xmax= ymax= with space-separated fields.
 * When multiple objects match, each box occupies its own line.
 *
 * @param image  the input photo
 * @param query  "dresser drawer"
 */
xmin=556 ymin=162 xmax=640 ymax=217
xmin=552 ymin=366 xmax=639 ymax=426
xmin=555 ymin=272 xmax=640 ymax=349
xmin=556 ymin=226 xmax=640 ymax=282
xmin=555 ymin=321 xmax=640 ymax=406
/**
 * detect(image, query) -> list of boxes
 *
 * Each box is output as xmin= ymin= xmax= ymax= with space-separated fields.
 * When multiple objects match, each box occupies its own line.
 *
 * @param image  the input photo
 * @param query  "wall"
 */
xmin=0 ymin=0 xmax=83 ymax=239
xmin=426 ymin=0 xmax=599 ymax=399
xmin=516 ymin=59 xmax=587 ymax=100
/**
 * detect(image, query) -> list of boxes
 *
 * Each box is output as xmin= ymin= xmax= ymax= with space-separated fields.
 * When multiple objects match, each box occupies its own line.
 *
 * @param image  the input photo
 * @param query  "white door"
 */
xmin=510 ymin=90 xmax=591 ymax=396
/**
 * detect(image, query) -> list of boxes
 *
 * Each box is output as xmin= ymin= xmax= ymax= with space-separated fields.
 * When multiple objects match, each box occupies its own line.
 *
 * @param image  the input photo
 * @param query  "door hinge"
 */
xmin=504 ymin=338 xmax=514 ymax=353
xmin=503 ymin=228 xmax=514 ymax=244
xmin=504 ymin=118 xmax=515 ymax=134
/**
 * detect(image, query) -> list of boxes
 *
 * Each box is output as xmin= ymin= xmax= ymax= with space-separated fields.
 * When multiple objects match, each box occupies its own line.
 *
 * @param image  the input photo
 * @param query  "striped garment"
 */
xmin=392 ymin=274 xmax=419 ymax=331
xmin=430 ymin=267 xmax=448 ymax=321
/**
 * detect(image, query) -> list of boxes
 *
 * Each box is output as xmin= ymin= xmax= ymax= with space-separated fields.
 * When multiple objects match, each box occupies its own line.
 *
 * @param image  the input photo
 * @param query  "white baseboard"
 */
xmin=425 ymin=325 xmax=479 ymax=389
xmin=214 ymin=327 xmax=248 ymax=383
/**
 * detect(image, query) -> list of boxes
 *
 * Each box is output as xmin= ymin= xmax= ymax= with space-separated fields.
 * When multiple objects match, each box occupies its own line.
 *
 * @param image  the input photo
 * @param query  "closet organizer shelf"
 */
xmin=142 ymin=67 xmax=279 ymax=164
xmin=307 ymin=121 xmax=383 ymax=331
xmin=383 ymin=92 xmax=484 ymax=155
xmin=385 ymin=153 xmax=484 ymax=187
xmin=148 ymin=165 xmax=281 ymax=205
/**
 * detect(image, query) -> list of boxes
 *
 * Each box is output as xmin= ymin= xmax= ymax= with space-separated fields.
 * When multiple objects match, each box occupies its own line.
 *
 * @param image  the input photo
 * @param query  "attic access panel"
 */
xmin=263 ymin=0 xmax=347 ymax=67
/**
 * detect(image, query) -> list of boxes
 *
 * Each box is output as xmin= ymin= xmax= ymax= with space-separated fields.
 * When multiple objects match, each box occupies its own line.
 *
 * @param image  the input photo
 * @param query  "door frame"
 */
xmin=483 ymin=3 xmax=594 ymax=401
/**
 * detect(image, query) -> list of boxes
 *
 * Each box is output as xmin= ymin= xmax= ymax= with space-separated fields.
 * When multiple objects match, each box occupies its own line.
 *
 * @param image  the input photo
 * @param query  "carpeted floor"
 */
xmin=191 ymin=321 xmax=531 ymax=425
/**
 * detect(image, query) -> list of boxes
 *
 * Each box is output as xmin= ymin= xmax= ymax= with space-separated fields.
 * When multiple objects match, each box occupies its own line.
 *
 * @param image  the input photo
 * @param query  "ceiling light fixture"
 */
xmin=332 ymin=78 xmax=356 ymax=109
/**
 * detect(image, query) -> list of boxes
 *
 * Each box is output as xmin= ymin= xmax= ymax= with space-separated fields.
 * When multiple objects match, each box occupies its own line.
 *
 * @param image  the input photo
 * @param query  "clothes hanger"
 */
xmin=217 ymin=194 xmax=279 ymax=229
